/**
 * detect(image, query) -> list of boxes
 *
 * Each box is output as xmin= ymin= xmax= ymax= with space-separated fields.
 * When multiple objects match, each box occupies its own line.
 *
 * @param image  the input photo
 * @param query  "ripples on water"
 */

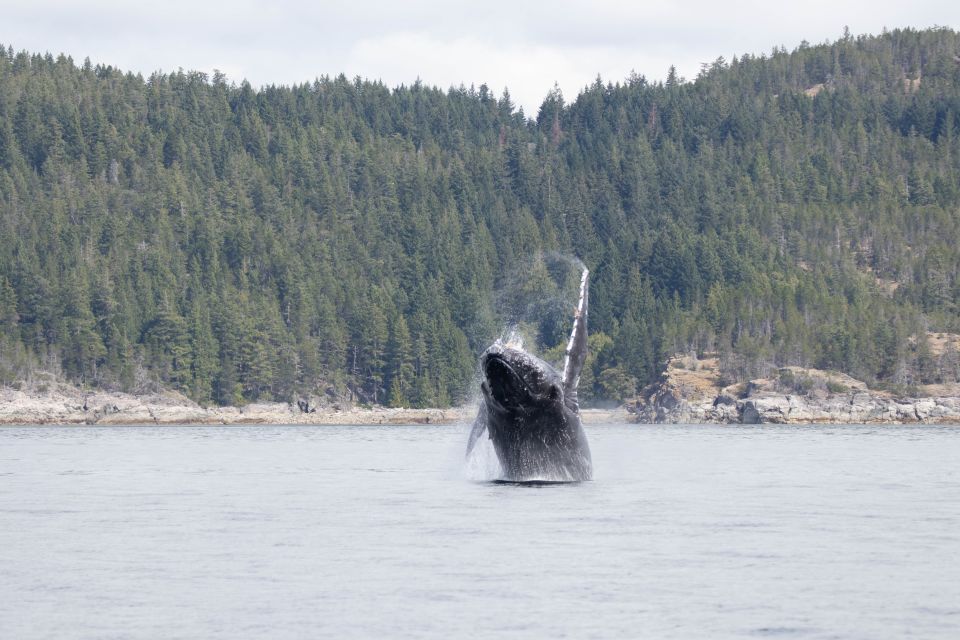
xmin=1 ymin=423 xmax=959 ymax=638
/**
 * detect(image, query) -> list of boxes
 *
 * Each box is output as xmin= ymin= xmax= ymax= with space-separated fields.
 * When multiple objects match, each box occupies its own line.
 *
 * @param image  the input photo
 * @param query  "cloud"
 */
xmin=345 ymin=32 xmax=649 ymax=115
xmin=2 ymin=0 xmax=958 ymax=112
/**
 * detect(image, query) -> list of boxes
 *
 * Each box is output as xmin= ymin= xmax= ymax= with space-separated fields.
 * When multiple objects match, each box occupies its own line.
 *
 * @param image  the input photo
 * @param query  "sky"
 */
xmin=3 ymin=1 xmax=959 ymax=114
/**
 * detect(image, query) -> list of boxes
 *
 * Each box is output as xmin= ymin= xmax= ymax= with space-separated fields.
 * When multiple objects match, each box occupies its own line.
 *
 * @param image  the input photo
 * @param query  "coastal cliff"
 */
xmin=630 ymin=354 xmax=960 ymax=425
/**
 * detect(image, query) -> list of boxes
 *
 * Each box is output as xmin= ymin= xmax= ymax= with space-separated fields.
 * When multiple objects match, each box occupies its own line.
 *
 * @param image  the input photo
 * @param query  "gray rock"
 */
xmin=632 ymin=383 xmax=960 ymax=425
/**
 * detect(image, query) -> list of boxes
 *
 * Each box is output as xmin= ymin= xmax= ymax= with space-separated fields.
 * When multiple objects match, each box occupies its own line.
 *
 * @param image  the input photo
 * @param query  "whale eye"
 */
xmin=549 ymin=386 xmax=559 ymax=400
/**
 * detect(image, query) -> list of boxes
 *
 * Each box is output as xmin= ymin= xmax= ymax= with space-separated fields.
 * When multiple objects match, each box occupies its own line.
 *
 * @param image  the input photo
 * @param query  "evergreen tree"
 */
xmin=1 ymin=28 xmax=959 ymax=405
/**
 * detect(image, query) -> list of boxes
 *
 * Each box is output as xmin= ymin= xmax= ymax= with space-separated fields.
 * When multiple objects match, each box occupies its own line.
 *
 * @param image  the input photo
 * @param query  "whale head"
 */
xmin=480 ymin=345 xmax=563 ymax=412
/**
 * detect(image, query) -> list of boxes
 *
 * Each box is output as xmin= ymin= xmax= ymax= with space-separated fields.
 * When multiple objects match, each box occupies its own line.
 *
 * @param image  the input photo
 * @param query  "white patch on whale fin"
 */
xmin=562 ymin=266 xmax=589 ymax=412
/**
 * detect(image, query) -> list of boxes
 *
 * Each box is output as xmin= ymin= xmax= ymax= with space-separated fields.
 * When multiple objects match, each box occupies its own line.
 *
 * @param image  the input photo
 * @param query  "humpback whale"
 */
xmin=467 ymin=268 xmax=592 ymax=482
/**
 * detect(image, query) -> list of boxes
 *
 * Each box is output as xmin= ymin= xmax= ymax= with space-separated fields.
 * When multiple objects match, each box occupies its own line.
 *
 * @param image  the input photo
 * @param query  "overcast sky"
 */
xmin=3 ymin=1 xmax=958 ymax=114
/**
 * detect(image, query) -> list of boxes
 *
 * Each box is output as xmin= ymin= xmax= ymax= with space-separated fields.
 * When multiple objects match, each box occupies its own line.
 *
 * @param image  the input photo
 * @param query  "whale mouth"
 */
xmin=484 ymin=354 xmax=528 ymax=408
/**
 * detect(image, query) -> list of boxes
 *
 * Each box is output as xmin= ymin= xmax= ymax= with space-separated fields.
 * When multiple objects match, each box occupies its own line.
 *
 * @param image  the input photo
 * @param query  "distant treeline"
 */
xmin=1 ymin=27 xmax=959 ymax=406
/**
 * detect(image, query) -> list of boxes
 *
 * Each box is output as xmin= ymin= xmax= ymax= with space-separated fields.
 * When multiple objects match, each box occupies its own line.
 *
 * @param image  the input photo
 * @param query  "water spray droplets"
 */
xmin=502 ymin=327 xmax=525 ymax=351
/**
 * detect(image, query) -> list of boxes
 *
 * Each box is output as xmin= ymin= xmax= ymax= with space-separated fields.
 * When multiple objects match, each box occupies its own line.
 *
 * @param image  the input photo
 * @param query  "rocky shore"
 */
xmin=630 ymin=354 xmax=960 ymax=424
xmin=0 ymin=384 xmax=629 ymax=426
xmin=0 ymin=384 xmax=467 ymax=426
xmin=10 ymin=359 xmax=955 ymax=426
xmin=633 ymin=385 xmax=960 ymax=424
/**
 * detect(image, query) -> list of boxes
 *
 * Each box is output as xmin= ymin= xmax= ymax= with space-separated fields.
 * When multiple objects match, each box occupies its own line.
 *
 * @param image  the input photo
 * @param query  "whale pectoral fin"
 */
xmin=562 ymin=268 xmax=589 ymax=412
xmin=466 ymin=404 xmax=488 ymax=457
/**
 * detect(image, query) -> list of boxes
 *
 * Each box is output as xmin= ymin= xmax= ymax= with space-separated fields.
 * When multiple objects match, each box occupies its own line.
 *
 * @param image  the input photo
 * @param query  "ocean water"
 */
xmin=1 ymin=423 xmax=958 ymax=639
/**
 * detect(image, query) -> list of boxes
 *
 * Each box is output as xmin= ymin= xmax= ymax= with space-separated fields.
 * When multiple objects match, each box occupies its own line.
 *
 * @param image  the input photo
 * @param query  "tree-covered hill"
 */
xmin=1 ymin=27 xmax=959 ymax=406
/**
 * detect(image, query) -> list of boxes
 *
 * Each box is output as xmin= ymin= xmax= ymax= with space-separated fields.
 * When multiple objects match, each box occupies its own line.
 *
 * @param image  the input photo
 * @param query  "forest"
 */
xmin=1 ymin=27 xmax=959 ymax=407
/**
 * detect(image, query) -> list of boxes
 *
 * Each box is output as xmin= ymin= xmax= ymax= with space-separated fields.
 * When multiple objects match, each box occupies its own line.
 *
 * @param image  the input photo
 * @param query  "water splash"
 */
xmin=498 ymin=325 xmax=526 ymax=351
xmin=543 ymin=250 xmax=586 ymax=274
xmin=463 ymin=434 xmax=502 ymax=482
xmin=486 ymin=252 xmax=588 ymax=363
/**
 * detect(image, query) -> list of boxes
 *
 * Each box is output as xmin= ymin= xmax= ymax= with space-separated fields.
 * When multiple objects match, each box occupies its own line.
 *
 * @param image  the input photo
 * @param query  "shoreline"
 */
xmin=0 ymin=386 xmax=630 ymax=426
xmin=4 ymin=384 xmax=959 ymax=427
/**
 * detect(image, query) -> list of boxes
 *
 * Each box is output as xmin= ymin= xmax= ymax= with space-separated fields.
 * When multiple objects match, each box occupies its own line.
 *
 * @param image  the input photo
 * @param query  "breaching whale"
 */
xmin=466 ymin=267 xmax=592 ymax=482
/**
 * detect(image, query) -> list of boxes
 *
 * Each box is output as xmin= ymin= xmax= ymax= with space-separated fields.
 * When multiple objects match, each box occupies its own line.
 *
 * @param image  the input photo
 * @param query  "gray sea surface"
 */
xmin=1 ymin=423 xmax=959 ymax=639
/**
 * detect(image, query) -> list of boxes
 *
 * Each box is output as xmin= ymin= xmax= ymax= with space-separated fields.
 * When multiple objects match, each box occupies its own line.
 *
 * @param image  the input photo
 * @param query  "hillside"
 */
xmin=1 ymin=27 xmax=959 ymax=407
